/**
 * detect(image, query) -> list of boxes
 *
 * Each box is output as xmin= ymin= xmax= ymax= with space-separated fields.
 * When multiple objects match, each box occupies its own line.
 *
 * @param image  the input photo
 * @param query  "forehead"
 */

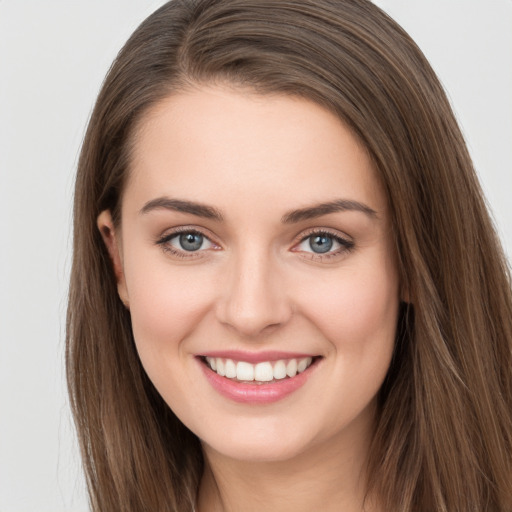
xmin=125 ymin=86 xmax=387 ymax=218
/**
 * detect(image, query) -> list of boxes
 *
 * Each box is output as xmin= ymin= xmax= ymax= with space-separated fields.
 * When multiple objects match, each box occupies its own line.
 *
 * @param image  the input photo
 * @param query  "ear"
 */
xmin=400 ymin=282 xmax=411 ymax=304
xmin=400 ymin=286 xmax=411 ymax=303
xmin=97 ymin=210 xmax=129 ymax=308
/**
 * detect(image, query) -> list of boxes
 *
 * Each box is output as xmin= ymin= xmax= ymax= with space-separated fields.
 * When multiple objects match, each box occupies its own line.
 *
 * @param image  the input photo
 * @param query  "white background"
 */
xmin=0 ymin=1 xmax=511 ymax=511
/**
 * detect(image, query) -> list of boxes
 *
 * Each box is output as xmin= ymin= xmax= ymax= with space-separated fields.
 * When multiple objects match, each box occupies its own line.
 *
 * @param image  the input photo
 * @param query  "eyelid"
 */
xmin=155 ymin=225 xmax=221 ymax=258
xmin=154 ymin=225 xmax=353 ymax=261
xmin=291 ymin=227 xmax=354 ymax=259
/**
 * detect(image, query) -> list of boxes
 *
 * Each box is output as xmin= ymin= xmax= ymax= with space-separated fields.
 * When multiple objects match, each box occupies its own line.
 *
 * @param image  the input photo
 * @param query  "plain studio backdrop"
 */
xmin=0 ymin=1 xmax=511 ymax=511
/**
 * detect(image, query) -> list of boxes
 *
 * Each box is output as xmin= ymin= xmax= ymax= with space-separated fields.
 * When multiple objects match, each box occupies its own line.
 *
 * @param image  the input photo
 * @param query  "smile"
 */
xmin=198 ymin=352 xmax=321 ymax=403
xmin=204 ymin=356 xmax=314 ymax=383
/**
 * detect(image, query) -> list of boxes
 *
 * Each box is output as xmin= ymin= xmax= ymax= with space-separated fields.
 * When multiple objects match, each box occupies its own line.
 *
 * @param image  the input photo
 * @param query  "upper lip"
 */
xmin=198 ymin=350 xmax=319 ymax=364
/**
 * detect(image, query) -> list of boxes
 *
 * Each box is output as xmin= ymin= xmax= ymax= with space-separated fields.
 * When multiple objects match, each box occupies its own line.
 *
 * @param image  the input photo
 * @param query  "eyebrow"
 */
xmin=281 ymin=199 xmax=377 ymax=223
xmin=139 ymin=196 xmax=377 ymax=223
xmin=140 ymin=197 xmax=224 ymax=221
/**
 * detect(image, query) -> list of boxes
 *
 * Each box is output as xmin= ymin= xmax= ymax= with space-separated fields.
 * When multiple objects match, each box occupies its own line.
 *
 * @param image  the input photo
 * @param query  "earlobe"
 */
xmin=97 ymin=210 xmax=130 ymax=308
xmin=400 ymin=284 xmax=411 ymax=304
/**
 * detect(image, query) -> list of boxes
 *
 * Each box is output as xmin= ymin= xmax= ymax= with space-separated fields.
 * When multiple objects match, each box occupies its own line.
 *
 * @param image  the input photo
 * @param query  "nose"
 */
xmin=215 ymin=249 xmax=293 ymax=338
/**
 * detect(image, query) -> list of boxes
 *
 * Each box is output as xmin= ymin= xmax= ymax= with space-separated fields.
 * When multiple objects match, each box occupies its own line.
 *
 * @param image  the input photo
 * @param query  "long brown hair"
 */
xmin=67 ymin=1 xmax=512 ymax=510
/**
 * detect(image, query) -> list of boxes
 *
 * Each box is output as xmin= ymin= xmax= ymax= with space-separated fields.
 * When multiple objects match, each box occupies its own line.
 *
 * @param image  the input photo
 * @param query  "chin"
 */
xmin=204 ymin=438 xmax=310 ymax=463
xmin=198 ymin=417 xmax=320 ymax=463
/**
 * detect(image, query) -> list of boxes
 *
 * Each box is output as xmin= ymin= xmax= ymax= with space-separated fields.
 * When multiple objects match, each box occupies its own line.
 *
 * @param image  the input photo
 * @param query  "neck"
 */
xmin=196 ymin=407 xmax=380 ymax=512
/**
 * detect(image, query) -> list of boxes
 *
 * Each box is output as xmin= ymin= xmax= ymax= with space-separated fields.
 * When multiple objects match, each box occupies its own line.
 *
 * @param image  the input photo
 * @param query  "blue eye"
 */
xmin=295 ymin=231 xmax=353 ymax=256
xmin=177 ymin=232 xmax=204 ymax=251
xmin=308 ymin=234 xmax=334 ymax=253
xmin=157 ymin=230 xmax=215 ymax=255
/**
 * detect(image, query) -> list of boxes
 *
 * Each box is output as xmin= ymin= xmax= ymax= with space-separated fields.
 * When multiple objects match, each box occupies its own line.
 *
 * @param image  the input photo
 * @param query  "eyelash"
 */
xmin=156 ymin=227 xmax=219 ymax=259
xmin=155 ymin=227 xmax=354 ymax=261
xmin=292 ymin=228 xmax=354 ymax=261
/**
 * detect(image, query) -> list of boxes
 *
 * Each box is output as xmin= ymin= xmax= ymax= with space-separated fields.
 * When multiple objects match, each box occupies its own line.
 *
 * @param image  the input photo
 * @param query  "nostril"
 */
xmin=214 ymin=261 xmax=293 ymax=336
xmin=215 ymin=296 xmax=293 ymax=337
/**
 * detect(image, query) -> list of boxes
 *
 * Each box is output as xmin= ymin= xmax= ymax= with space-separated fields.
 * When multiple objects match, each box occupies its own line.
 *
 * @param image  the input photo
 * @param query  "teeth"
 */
xmin=225 ymin=359 xmax=237 ymax=378
xmin=216 ymin=358 xmax=225 ymax=377
xmin=286 ymin=359 xmax=297 ymax=377
xmin=236 ymin=361 xmax=254 ymax=381
xmin=298 ymin=357 xmax=312 ymax=373
xmin=205 ymin=356 xmax=315 ymax=382
xmin=254 ymin=362 xmax=273 ymax=382
xmin=273 ymin=360 xmax=287 ymax=380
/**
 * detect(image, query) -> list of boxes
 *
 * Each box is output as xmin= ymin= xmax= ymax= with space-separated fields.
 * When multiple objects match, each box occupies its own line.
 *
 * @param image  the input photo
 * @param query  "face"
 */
xmin=98 ymin=85 xmax=400 ymax=463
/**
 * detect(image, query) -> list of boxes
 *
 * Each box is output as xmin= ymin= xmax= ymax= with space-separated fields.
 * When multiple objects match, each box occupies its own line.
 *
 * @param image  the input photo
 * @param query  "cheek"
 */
xmin=294 ymin=259 xmax=400 ymax=430
xmin=122 ymin=254 xmax=220 ymax=416
xmin=297 ymin=258 xmax=400 ymax=351
xmin=123 ymin=252 xmax=217 ymax=355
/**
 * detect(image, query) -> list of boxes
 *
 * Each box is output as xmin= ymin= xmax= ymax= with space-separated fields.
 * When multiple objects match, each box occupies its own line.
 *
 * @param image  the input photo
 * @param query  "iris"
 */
xmin=309 ymin=234 xmax=333 ymax=254
xmin=180 ymin=232 xmax=204 ymax=251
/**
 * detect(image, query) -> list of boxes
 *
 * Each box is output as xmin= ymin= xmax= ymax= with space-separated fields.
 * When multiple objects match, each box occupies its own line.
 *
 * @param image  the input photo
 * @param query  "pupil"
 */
xmin=310 ymin=235 xmax=333 ymax=254
xmin=180 ymin=233 xmax=203 ymax=251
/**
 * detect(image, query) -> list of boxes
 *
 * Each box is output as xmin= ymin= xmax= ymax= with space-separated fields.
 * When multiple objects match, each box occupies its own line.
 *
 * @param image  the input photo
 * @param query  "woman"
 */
xmin=66 ymin=0 xmax=512 ymax=510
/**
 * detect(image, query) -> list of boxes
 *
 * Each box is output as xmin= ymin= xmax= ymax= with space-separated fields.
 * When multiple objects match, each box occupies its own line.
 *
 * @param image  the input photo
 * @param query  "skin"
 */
xmin=98 ymin=85 xmax=400 ymax=512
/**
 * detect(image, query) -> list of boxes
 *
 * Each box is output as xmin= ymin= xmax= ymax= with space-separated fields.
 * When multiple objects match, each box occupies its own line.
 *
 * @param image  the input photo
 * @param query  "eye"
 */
xmin=303 ymin=233 xmax=336 ymax=254
xmin=156 ymin=228 xmax=217 ymax=258
xmin=172 ymin=232 xmax=210 ymax=252
xmin=293 ymin=230 xmax=354 ymax=259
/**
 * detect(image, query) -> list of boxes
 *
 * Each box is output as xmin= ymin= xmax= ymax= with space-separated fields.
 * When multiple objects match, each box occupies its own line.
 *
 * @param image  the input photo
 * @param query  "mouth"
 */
xmin=199 ymin=355 xmax=319 ymax=384
xmin=196 ymin=353 xmax=322 ymax=403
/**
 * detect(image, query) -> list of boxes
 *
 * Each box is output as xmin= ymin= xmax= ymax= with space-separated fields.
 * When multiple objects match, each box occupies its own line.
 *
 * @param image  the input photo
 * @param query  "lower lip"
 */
xmin=198 ymin=358 xmax=319 ymax=404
